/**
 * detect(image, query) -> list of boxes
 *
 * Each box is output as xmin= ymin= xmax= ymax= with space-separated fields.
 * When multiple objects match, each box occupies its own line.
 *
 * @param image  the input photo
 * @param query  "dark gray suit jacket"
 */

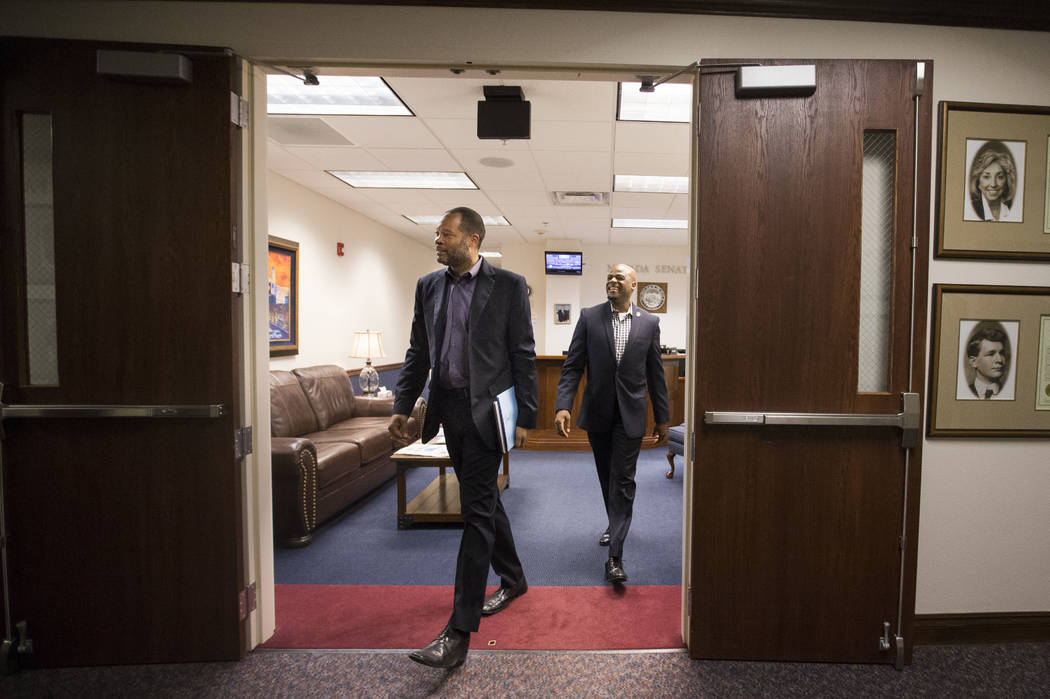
xmin=394 ymin=258 xmax=539 ymax=450
xmin=556 ymin=302 xmax=670 ymax=439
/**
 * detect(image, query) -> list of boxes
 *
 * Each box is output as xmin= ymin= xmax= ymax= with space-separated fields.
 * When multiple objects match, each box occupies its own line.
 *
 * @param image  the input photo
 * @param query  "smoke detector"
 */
xmin=551 ymin=191 xmax=610 ymax=205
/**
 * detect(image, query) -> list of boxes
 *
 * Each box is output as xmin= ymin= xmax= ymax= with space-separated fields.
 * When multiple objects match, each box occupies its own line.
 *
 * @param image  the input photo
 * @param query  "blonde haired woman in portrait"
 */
xmin=967 ymin=140 xmax=1021 ymax=222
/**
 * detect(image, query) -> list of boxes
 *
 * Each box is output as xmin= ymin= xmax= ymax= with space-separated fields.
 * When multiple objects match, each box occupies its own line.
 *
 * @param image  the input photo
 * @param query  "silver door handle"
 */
xmin=704 ymin=392 xmax=920 ymax=448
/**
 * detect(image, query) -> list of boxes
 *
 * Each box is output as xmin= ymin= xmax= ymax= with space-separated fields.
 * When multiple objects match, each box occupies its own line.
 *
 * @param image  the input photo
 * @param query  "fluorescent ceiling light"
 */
xmin=480 ymin=251 xmax=503 ymax=258
xmin=612 ymin=218 xmax=688 ymax=229
xmin=618 ymin=82 xmax=692 ymax=122
xmin=329 ymin=171 xmax=478 ymax=189
xmin=405 ymin=215 xmax=509 ymax=226
xmin=614 ymin=175 xmax=689 ymax=194
xmin=267 ymin=75 xmax=412 ymax=116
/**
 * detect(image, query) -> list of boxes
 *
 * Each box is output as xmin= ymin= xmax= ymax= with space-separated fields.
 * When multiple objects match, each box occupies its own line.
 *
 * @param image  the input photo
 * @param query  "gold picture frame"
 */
xmin=928 ymin=284 xmax=1050 ymax=437
xmin=934 ymin=101 xmax=1050 ymax=261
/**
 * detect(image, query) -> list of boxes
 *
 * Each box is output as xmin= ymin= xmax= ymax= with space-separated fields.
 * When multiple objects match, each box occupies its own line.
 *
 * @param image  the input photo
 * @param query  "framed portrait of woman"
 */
xmin=935 ymin=102 xmax=1050 ymax=260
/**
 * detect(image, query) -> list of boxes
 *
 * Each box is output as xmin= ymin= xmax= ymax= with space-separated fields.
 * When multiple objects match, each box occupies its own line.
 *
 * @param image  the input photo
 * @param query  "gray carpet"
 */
xmin=3 ymin=643 xmax=1048 ymax=697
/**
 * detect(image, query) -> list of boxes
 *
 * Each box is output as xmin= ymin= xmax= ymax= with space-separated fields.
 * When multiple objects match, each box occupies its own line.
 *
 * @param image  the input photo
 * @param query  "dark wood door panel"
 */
xmin=1 ymin=38 xmax=245 ymax=666
xmin=691 ymin=59 xmax=930 ymax=663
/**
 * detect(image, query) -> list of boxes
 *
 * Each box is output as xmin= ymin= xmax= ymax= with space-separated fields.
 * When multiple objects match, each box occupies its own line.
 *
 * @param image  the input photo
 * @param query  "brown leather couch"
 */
xmin=270 ymin=364 xmax=424 ymax=547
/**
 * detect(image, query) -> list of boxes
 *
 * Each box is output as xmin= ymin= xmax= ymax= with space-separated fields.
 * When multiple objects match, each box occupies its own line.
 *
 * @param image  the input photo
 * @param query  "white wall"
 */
xmin=7 ymin=1 xmax=1048 ymax=616
xmin=266 ymin=172 xmax=436 ymax=372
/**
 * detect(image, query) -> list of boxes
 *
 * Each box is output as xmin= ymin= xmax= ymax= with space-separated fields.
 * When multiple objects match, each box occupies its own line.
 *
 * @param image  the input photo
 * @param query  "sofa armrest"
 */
xmin=354 ymin=395 xmax=395 ymax=417
xmin=271 ymin=437 xmax=318 ymax=547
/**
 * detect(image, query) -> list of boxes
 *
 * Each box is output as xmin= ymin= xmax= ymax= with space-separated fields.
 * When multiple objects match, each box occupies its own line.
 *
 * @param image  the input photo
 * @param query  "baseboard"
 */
xmin=913 ymin=612 xmax=1050 ymax=645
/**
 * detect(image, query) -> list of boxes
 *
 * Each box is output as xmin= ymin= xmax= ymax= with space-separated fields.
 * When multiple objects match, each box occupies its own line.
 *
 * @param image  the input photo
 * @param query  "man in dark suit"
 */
xmin=389 ymin=206 xmax=538 ymax=668
xmin=555 ymin=263 xmax=669 ymax=584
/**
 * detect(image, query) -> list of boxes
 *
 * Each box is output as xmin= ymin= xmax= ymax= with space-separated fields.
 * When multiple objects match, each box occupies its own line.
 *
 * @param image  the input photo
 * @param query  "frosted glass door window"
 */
xmin=21 ymin=113 xmax=59 ymax=385
xmin=858 ymin=130 xmax=895 ymax=393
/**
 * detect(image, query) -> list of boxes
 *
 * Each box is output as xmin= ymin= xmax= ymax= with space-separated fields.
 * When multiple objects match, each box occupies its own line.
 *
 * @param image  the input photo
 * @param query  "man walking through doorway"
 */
xmin=554 ymin=263 xmax=669 ymax=584
xmin=389 ymin=207 xmax=538 ymax=668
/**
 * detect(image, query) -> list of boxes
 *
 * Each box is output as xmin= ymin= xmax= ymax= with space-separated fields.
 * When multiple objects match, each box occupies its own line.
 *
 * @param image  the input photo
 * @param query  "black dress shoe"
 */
xmin=409 ymin=626 xmax=469 ymax=668
xmin=481 ymin=580 xmax=528 ymax=616
xmin=599 ymin=529 xmax=611 ymax=547
xmin=605 ymin=557 xmax=627 ymax=584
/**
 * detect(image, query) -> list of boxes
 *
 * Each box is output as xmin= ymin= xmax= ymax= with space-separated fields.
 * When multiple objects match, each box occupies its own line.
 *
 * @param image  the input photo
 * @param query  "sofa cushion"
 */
xmin=270 ymin=370 xmax=319 ymax=438
xmin=309 ymin=418 xmax=393 ymax=463
xmin=293 ymin=365 xmax=356 ymax=430
xmin=314 ymin=441 xmax=362 ymax=490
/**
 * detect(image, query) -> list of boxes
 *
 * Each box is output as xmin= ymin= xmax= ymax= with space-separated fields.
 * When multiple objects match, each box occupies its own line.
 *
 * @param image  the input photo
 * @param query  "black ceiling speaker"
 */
xmin=477 ymin=85 xmax=531 ymax=140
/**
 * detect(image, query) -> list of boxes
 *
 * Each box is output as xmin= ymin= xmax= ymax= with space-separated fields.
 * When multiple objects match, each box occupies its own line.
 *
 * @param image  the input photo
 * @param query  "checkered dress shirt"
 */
xmin=611 ymin=302 xmax=632 ymax=364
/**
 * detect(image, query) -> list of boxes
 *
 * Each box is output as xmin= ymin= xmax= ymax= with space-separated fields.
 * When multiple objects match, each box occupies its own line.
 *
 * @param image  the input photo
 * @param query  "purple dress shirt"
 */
xmin=438 ymin=256 xmax=482 ymax=389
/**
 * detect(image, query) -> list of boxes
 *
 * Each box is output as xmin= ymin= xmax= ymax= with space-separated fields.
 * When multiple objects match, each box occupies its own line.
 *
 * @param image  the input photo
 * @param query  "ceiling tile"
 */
xmin=368 ymin=148 xmax=460 ymax=171
xmin=615 ymin=121 xmax=691 ymax=154
xmin=323 ymin=115 xmax=444 ymax=148
xmin=532 ymin=151 xmax=612 ymax=192
xmin=277 ymin=169 xmax=350 ymax=190
xmin=613 ymin=151 xmax=690 ymax=177
xmin=283 ymin=146 xmax=387 ymax=170
xmin=530 ymin=121 xmax=613 ymax=152
xmin=267 ymin=142 xmax=315 ymax=171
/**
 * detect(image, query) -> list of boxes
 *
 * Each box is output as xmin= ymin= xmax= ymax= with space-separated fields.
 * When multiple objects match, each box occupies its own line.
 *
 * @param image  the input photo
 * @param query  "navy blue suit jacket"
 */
xmin=556 ymin=302 xmax=670 ymax=439
xmin=394 ymin=258 xmax=539 ymax=450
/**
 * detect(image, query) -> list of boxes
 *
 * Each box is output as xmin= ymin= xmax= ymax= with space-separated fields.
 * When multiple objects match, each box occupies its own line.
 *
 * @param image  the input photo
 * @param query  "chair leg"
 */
xmin=665 ymin=450 xmax=675 ymax=479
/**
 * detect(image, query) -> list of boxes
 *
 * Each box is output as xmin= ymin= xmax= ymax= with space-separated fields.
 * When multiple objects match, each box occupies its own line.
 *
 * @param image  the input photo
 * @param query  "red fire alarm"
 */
xmin=336 ymin=242 xmax=345 ymax=256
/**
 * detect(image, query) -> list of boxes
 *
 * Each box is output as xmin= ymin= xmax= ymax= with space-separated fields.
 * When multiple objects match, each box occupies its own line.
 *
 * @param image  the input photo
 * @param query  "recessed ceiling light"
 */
xmin=618 ymin=82 xmax=692 ymax=123
xmin=612 ymin=218 xmax=689 ymax=229
xmin=613 ymin=175 xmax=689 ymax=194
xmin=329 ymin=171 xmax=478 ymax=189
xmin=267 ymin=75 xmax=412 ymax=116
xmin=404 ymin=214 xmax=509 ymax=225
xmin=480 ymin=251 xmax=503 ymax=258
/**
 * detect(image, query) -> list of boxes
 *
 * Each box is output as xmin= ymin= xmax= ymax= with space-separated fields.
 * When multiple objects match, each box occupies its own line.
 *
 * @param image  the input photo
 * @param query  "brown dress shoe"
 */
xmin=481 ymin=580 xmax=528 ymax=616
xmin=409 ymin=626 xmax=469 ymax=668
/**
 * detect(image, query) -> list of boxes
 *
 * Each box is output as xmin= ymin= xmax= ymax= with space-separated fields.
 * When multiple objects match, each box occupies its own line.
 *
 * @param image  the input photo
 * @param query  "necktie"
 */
xmin=985 ymin=388 xmax=994 ymax=399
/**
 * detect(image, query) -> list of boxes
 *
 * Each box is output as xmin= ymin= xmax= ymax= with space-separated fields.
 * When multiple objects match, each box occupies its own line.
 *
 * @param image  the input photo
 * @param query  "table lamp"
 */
xmin=349 ymin=329 xmax=385 ymax=395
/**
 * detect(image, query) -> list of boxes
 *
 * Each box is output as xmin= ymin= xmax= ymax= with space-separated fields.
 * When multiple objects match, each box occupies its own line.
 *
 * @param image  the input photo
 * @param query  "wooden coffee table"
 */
xmin=391 ymin=440 xmax=510 ymax=529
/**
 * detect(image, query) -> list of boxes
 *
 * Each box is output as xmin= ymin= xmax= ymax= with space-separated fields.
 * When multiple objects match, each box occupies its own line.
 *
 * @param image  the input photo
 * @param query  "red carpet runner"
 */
xmin=264 ymin=584 xmax=683 ymax=650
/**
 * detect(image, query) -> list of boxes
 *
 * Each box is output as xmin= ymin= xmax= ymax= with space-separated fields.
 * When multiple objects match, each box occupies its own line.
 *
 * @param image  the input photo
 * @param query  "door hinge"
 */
xmin=234 ymin=426 xmax=253 ymax=459
xmin=231 ymin=263 xmax=250 ymax=294
xmin=238 ymin=582 xmax=257 ymax=621
xmin=230 ymin=92 xmax=248 ymax=128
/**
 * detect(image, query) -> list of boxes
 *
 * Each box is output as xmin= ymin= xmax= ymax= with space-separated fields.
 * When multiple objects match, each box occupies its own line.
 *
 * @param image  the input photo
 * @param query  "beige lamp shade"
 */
xmin=349 ymin=329 xmax=385 ymax=360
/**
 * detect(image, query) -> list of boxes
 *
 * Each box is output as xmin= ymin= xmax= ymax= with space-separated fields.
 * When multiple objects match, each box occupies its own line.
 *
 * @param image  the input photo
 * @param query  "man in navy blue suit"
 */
xmin=389 ymin=207 xmax=538 ymax=668
xmin=555 ymin=263 xmax=669 ymax=585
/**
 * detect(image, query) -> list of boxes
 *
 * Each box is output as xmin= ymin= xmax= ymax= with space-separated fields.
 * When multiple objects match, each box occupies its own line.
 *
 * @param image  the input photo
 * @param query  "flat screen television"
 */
xmin=545 ymin=251 xmax=583 ymax=275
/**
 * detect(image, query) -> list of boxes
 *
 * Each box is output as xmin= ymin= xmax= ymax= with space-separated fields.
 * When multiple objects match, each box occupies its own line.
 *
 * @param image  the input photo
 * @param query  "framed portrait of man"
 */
xmin=956 ymin=319 xmax=1018 ymax=401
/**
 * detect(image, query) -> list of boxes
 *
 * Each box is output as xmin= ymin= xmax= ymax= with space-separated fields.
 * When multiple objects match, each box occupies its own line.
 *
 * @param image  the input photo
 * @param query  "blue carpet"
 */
xmin=275 ymin=448 xmax=683 ymax=586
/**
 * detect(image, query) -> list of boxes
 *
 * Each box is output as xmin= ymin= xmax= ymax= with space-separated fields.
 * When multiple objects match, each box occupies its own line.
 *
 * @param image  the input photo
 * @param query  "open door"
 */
xmin=0 ymin=38 xmax=246 ymax=666
xmin=690 ymin=59 xmax=931 ymax=664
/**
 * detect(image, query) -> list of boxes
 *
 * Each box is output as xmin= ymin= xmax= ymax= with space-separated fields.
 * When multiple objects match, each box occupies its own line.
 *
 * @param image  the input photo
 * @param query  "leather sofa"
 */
xmin=270 ymin=364 xmax=424 ymax=547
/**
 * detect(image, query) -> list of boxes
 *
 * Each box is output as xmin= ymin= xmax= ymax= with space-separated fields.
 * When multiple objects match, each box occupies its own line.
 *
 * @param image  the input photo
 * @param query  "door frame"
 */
xmin=243 ymin=60 xmax=699 ymax=650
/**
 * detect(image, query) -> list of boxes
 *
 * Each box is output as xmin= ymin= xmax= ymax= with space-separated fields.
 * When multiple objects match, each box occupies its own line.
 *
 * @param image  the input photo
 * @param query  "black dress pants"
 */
xmin=586 ymin=407 xmax=642 ymax=559
xmin=436 ymin=388 xmax=525 ymax=633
